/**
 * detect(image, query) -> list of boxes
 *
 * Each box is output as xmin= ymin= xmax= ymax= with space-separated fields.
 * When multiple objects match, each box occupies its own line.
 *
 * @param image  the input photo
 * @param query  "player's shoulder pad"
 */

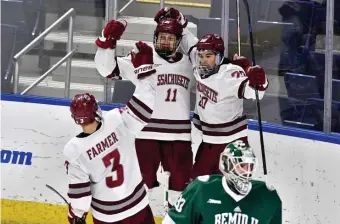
xmin=63 ymin=139 xmax=82 ymax=162
xmin=106 ymin=108 xmax=124 ymax=124
xmin=252 ymin=179 xmax=277 ymax=191
xmin=217 ymin=63 xmax=246 ymax=80
xmin=225 ymin=63 xmax=245 ymax=73
xmin=266 ymin=182 xmax=276 ymax=191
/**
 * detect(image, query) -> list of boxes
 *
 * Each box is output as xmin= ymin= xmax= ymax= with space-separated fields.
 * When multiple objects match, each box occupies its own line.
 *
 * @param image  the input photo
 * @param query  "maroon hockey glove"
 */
xmin=68 ymin=216 xmax=86 ymax=224
xmin=247 ymin=65 xmax=267 ymax=90
xmin=68 ymin=205 xmax=87 ymax=224
xmin=131 ymin=41 xmax=156 ymax=79
xmin=95 ymin=20 xmax=127 ymax=49
xmin=231 ymin=54 xmax=251 ymax=73
xmin=154 ymin=7 xmax=188 ymax=27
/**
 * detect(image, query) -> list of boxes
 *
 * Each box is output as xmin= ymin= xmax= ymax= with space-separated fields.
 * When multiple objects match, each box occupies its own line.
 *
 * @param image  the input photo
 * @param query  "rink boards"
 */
xmin=1 ymin=94 xmax=340 ymax=224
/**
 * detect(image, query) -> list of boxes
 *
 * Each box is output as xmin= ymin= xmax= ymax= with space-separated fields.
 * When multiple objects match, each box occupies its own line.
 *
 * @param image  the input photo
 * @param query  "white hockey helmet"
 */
xmin=219 ymin=140 xmax=257 ymax=195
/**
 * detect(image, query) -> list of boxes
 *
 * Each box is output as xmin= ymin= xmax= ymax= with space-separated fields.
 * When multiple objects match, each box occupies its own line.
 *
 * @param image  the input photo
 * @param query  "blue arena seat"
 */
xmin=300 ymin=98 xmax=340 ymax=132
xmin=284 ymin=72 xmax=321 ymax=101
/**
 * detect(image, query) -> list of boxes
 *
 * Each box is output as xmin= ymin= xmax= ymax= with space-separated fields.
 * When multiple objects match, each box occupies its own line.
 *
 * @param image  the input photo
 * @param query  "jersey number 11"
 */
xmin=165 ymin=88 xmax=177 ymax=102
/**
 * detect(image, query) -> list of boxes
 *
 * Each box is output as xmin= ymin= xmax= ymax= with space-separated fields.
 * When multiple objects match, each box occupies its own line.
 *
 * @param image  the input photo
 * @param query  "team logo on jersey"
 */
xmin=234 ymin=206 xmax=242 ymax=212
xmin=207 ymin=199 xmax=221 ymax=204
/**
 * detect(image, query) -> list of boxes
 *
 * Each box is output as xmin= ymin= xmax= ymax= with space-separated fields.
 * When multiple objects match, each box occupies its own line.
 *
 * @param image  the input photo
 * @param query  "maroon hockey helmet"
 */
xmin=195 ymin=34 xmax=225 ymax=78
xmin=153 ymin=18 xmax=183 ymax=58
xmin=196 ymin=33 xmax=225 ymax=54
xmin=155 ymin=17 xmax=183 ymax=35
xmin=70 ymin=93 xmax=102 ymax=125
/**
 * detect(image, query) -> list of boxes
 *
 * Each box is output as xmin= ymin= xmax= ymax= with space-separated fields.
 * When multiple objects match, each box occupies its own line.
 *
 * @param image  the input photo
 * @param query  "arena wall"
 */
xmin=1 ymin=94 xmax=339 ymax=224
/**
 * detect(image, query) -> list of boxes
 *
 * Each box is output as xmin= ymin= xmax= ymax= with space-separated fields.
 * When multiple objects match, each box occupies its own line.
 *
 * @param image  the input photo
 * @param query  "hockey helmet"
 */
xmin=195 ymin=34 xmax=225 ymax=78
xmin=219 ymin=140 xmax=257 ymax=195
xmin=153 ymin=18 xmax=183 ymax=58
xmin=70 ymin=93 xmax=102 ymax=125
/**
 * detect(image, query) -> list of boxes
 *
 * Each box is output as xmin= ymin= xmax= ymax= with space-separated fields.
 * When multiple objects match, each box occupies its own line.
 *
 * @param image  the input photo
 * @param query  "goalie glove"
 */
xmin=130 ymin=41 xmax=156 ymax=79
xmin=154 ymin=7 xmax=188 ymax=28
xmin=95 ymin=20 xmax=127 ymax=49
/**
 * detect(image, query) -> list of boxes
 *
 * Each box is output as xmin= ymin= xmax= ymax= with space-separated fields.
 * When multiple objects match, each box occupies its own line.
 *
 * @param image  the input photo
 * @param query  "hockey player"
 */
xmin=162 ymin=140 xmax=282 ymax=224
xmin=64 ymin=42 xmax=157 ymax=224
xmin=94 ymin=16 xmax=195 ymax=206
xmin=154 ymin=7 xmax=269 ymax=180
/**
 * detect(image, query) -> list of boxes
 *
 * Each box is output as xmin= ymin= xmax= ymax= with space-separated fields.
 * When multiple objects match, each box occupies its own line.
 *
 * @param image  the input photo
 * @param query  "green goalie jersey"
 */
xmin=162 ymin=175 xmax=282 ymax=224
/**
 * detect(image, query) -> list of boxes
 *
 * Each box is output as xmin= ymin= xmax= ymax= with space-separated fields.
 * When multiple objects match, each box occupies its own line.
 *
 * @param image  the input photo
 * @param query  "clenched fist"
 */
xmin=231 ymin=54 xmax=251 ymax=73
xmin=154 ymin=7 xmax=187 ymax=28
xmin=95 ymin=20 xmax=127 ymax=49
xmin=131 ymin=41 xmax=156 ymax=79
xmin=247 ymin=65 xmax=267 ymax=90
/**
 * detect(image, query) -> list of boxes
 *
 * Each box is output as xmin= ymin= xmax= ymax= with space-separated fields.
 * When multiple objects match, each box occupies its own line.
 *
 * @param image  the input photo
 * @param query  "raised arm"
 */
xmin=94 ymin=20 xmax=138 ymax=84
xmin=180 ymin=27 xmax=199 ymax=58
xmin=231 ymin=55 xmax=268 ymax=100
xmin=114 ymin=41 xmax=158 ymax=135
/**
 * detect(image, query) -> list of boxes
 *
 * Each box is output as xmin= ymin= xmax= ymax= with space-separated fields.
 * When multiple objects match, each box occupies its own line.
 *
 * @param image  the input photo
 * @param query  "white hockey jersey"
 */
xmin=95 ymin=46 xmax=195 ymax=141
xmin=63 ymin=75 xmax=156 ymax=222
xmin=180 ymin=28 xmax=268 ymax=144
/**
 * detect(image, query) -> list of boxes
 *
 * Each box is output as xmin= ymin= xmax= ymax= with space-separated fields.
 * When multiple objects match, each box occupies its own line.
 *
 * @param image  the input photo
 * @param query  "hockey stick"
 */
xmin=236 ymin=0 xmax=241 ymax=56
xmin=46 ymin=184 xmax=69 ymax=204
xmin=160 ymin=166 xmax=171 ymax=216
xmin=241 ymin=0 xmax=268 ymax=182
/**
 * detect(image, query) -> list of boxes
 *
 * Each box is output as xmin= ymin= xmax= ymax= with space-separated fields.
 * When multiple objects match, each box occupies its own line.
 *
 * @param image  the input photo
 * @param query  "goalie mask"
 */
xmin=70 ymin=93 xmax=102 ymax=125
xmin=195 ymin=34 xmax=225 ymax=79
xmin=219 ymin=140 xmax=257 ymax=195
xmin=154 ymin=18 xmax=183 ymax=58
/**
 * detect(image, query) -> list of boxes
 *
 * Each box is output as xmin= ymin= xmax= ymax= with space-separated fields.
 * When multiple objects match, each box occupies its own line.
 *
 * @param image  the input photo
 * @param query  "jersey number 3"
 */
xmin=102 ymin=149 xmax=124 ymax=188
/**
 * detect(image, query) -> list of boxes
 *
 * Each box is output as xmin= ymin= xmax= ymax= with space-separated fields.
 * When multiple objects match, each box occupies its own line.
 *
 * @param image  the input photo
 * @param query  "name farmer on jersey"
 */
xmin=86 ymin=132 xmax=119 ymax=160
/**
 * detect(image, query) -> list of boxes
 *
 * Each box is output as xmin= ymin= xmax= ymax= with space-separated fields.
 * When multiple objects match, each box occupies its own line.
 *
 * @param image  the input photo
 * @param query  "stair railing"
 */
xmin=13 ymin=8 xmax=76 ymax=98
xmin=116 ymin=0 xmax=165 ymax=17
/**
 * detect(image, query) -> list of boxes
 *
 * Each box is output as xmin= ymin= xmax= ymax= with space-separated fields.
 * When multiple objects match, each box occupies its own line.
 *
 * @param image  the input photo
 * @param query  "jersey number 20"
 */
xmin=102 ymin=149 xmax=124 ymax=188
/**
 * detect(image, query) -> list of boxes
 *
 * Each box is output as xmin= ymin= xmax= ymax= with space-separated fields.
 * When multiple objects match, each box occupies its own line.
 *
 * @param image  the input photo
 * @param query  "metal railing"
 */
xmin=118 ymin=0 xmax=164 ymax=15
xmin=13 ymin=8 xmax=76 ymax=98
xmin=102 ymin=0 xmax=164 ymax=103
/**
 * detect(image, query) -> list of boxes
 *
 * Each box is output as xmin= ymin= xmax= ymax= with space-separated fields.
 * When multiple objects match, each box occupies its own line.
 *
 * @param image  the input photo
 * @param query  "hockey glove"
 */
xmin=247 ymin=65 xmax=267 ymax=90
xmin=68 ymin=204 xmax=87 ymax=224
xmin=231 ymin=54 xmax=251 ymax=73
xmin=68 ymin=216 xmax=86 ymax=224
xmin=95 ymin=20 xmax=127 ymax=49
xmin=154 ymin=7 xmax=188 ymax=28
xmin=131 ymin=41 xmax=156 ymax=79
